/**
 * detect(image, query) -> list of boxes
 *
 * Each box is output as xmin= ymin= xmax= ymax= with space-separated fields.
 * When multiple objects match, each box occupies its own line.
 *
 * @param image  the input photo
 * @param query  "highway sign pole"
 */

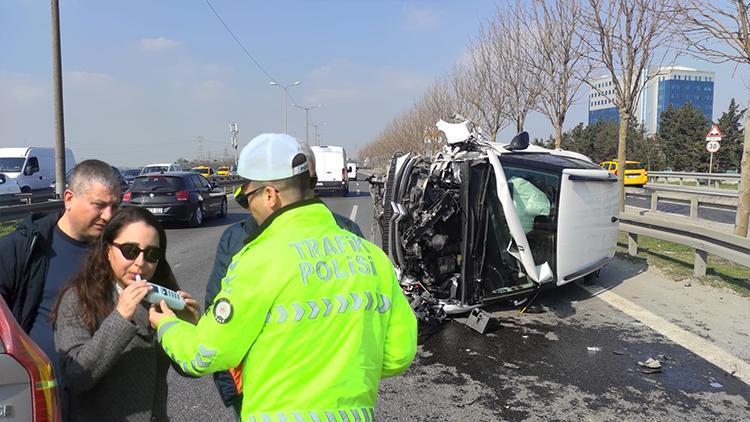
xmin=705 ymin=124 xmax=723 ymax=176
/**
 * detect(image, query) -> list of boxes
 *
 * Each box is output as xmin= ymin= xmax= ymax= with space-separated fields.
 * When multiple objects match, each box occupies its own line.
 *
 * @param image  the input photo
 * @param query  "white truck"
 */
xmin=0 ymin=147 xmax=76 ymax=193
xmin=311 ymin=146 xmax=349 ymax=196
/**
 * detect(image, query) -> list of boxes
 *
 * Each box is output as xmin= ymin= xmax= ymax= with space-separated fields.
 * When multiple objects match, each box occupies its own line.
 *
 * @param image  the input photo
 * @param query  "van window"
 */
xmin=25 ymin=157 xmax=40 ymax=175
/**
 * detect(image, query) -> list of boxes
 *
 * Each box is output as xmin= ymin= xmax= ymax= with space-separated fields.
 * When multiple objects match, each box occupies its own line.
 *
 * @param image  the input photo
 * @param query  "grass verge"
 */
xmin=616 ymin=231 xmax=750 ymax=297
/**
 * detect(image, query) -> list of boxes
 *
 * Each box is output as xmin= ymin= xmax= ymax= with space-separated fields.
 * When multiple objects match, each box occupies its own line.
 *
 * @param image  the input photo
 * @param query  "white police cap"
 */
xmin=237 ymin=133 xmax=309 ymax=181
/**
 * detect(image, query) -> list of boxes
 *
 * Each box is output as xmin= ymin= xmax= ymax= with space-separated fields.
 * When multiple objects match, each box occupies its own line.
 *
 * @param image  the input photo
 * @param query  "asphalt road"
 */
xmin=163 ymin=181 xmax=749 ymax=421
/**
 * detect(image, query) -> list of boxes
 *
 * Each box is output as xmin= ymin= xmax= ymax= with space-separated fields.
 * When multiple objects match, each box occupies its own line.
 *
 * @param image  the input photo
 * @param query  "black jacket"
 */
xmin=0 ymin=212 xmax=61 ymax=333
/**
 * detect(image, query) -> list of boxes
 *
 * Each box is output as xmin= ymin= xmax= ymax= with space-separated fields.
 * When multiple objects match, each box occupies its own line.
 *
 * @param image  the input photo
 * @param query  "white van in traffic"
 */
xmin=311 ymin=146 xmax=349 ymax=196
xmin=0 ymin=147 xmax=76 ymax=193
xmin=347 ymin=162 xmax=358 ymax=181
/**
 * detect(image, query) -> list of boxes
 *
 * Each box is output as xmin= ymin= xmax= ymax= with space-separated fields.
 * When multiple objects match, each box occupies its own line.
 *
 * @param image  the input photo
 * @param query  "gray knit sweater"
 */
xmin=54 ymin=288 xmax=174 ymax=422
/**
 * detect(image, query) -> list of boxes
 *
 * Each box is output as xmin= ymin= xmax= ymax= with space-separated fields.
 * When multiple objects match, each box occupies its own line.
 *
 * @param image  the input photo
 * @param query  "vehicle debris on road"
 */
xmin=638 ymin=357 xmax=663 ymax=374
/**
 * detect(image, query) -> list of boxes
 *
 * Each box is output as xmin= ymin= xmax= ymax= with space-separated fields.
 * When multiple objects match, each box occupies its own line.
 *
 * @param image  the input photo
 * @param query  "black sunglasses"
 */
xmin=234 ymin=185 xmax=278 ymax=209
xmin=112 ymin=242 xmax=163 ymax=263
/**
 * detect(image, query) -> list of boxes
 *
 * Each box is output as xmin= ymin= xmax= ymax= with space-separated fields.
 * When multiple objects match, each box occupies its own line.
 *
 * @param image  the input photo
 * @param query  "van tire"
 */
xmin=20 ymin=186 xmax=32 ymax=194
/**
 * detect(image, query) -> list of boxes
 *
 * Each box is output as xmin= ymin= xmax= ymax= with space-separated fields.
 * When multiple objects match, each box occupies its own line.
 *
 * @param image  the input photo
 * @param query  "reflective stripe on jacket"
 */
xmin=158 ymin=199 xmax=417 ymax=420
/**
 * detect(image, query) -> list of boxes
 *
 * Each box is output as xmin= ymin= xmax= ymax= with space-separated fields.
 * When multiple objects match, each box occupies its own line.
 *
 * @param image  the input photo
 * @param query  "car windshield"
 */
xmin=625 ymin=162 xmax=644 ymax=170
xmin=142 ymin=166 xmax=169 ymax=174
xmin=0 ymin=157 xmax=25 ymax=172
xmin=191 ymin=168 xmax=207 ymax=173
xmin=131 ymin=176 xmax=183 ymax=191
xmin=122 ymin=169 xmax=141 ymax=177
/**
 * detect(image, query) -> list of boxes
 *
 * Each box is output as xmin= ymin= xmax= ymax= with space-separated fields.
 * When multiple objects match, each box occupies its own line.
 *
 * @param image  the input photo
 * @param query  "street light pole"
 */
xmin=269 ymin=81 xmax=301 ymax=134
xmin=51 ymin=0 xmax=67 ymax=199
xmin=293 ymin=104 xmax=321 ymax=145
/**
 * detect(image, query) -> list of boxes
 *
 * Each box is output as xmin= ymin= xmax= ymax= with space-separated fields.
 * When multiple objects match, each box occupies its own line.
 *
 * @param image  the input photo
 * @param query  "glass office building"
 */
xmin=588 ymin=66 xmax=715 ymax=133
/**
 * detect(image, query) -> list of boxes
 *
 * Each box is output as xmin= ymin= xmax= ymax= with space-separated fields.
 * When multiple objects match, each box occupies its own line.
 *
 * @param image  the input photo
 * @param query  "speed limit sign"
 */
xmin=706 ymin=141 xmax=720 ymax=153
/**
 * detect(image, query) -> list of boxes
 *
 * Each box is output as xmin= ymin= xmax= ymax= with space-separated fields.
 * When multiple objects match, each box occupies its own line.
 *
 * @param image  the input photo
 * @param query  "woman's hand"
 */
xmin=116 ymin=280 xmax=151 ymax=321
xmin=176 ymin=291 xmax=200 ymax=324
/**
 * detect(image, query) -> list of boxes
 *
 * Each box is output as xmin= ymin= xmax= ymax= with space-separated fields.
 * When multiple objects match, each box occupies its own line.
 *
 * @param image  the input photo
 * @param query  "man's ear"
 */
xmin=63 ymin=189 xmax=75 ymax=211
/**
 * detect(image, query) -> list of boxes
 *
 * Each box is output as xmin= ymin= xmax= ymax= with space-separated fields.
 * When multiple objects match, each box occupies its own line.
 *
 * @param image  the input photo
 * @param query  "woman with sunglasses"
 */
xmin=51 ymin=206 xmax=200 ymax=422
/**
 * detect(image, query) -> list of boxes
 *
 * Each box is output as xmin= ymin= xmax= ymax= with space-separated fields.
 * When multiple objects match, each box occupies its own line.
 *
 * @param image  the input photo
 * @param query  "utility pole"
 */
xmin=230 ymin=122 xmax=239 ymax=167
xmin=294 ymin=104 xmax=320 ymax=145
xmin=51 ymin=0 xmax=66 ymax=198
xmin=196 ymin=136 xmax=205 ymax=161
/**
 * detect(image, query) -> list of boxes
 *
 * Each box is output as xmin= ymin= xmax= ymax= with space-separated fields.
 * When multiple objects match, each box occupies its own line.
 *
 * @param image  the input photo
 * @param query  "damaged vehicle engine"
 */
xmin=371 ymin=119 xmax=619 ymax=321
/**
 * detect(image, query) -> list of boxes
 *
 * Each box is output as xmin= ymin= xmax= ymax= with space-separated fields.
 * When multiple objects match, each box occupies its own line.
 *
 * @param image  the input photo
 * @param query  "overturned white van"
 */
xmin=372 ymin=119 xmax=619 ymax=319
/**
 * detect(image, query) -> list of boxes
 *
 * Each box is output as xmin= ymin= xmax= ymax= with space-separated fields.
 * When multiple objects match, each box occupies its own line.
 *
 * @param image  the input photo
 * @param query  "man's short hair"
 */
xmin=68 ymin=160 xmax=121 ymax=195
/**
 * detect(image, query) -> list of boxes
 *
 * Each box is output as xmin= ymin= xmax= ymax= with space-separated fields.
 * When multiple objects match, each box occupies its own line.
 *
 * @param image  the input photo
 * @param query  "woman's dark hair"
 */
xmin=52 ymin=207 xmax=178 ymax=332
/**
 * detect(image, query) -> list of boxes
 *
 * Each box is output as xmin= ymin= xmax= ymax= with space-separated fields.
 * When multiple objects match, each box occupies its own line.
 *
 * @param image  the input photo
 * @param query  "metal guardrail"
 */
xmin=648 ymin=171 xmax=740 ymax=189
xmin=625 ymin=186 xmax=737 ymax=219
xmin=0 ymin=177 xmax=247 ymax=223
xmin=619 ymin=212 xmax=750 ymax=278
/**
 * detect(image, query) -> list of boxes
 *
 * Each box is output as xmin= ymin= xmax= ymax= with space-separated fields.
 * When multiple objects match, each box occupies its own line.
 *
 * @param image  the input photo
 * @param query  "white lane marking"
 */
xmin=582 ymin=284 xmax=750 ymax=385
xmin=349 ymin=204 xmax=358 ymax=222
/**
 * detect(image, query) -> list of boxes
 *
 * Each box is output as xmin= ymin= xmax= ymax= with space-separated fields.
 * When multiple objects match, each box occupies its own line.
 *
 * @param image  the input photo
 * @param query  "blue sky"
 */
xmin=1 ymin=1 xmax=747 ymax=166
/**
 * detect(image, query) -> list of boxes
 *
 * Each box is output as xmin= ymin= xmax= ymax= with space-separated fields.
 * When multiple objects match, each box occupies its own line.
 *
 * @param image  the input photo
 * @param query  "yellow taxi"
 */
xmin=599 ymin=160 xmax=648 ymax=186
xmin=216 ymin=166 xmax=230 ymax=176
xmin=190 ymin=166 xmax=214 ymax=178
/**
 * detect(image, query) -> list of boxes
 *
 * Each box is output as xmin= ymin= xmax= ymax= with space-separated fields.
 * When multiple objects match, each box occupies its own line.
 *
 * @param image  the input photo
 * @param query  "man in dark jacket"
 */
xmin=204 ymin=144 xmax=363 ymax=416
xmin=0 ymin=159 xmax=121 ymax=376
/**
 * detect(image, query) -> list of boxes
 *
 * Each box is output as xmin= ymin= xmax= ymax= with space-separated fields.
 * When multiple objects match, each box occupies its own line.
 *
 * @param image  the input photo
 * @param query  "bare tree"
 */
xmin=451 ymin=35 xmax=508 ymax=140
xmin=678 ymin=0 xmax=750 ymax=237
xmin=491 ymin=1 xmax=543 ymax=133
xmin=526 ymin=0 xmax=591 ymax=148
xmin=583 ymin=0 xmax=678 ymax=212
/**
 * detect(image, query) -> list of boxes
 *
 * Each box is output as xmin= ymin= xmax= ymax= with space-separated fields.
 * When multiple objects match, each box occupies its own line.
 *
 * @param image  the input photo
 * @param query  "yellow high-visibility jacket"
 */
xmin=157 ymin=199 xmax=418 ymax=421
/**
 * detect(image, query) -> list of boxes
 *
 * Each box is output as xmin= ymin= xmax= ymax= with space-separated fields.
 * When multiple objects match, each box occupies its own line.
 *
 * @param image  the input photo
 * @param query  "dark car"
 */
xmin=121 ymin=168 xmax=143 ymax=184
xmin=123 ymin=171 xmax=227 ymax=227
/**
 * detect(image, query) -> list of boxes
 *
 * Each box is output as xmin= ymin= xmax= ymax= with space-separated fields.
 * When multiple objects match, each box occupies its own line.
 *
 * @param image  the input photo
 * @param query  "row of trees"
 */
xmin=360 ymin=0 xmax=750 ymax=236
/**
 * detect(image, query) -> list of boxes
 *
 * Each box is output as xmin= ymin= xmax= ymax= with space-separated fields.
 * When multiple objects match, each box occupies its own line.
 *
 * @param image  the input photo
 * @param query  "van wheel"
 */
xmin=189 ymin=204 xmax=204 ymax=227
xmin=341 ymin=186 xmax=349 ymax=197
xmin=20 ymin=186 xmax=32 ymax=194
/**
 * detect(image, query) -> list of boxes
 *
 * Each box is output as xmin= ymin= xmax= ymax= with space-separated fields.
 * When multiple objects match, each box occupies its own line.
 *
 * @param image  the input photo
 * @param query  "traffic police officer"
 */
xmin=149 ymin=133 xmax=417 ymax=421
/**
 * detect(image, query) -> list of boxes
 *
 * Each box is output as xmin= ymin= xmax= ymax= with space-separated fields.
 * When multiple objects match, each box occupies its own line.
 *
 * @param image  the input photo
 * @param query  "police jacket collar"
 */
xmin=244 ymin=197 xmax=326 ymax=245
